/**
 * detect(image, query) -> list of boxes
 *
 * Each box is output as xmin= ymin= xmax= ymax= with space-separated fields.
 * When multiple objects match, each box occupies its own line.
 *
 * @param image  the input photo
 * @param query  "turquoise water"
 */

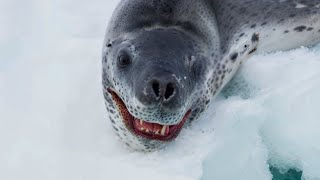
xmin=270 ymin=166 xmax=302 ymax=180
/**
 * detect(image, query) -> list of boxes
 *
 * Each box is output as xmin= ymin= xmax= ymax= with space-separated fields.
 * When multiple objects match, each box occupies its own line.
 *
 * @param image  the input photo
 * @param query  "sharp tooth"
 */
xmin=140 ymin=128 xmax=144 ymax=131
xmin=161 ymin=125 xmax=167 ymax=136
xmin=146 ymin=129 xmax=150 ymax=133
xmin=155 ymin=130 xmax=160 ymax=135
xmin=140 ymin=120 xmax=143 ymax=125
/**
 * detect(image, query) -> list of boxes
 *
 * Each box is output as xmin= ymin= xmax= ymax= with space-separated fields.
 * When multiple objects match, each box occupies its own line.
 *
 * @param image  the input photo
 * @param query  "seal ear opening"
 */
xmin=106 ymin=40 xmax=112 ymax=47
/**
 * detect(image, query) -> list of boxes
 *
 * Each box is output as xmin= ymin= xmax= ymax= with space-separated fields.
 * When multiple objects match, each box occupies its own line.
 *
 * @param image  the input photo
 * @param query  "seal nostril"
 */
xmin=165 ymin=83 xmax=175 ymax=100
xmin=152 ymin=81 xmax=160 ymax=97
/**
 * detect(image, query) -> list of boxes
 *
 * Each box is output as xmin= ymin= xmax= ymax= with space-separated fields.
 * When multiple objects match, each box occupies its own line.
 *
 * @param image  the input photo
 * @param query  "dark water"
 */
xmin=270 ymin=166 xmax=302 ymax=180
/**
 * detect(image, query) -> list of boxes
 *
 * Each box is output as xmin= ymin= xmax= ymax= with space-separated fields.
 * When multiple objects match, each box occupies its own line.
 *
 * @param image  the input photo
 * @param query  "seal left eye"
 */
xmin=118 ymin=52 xmax=132 ymax=68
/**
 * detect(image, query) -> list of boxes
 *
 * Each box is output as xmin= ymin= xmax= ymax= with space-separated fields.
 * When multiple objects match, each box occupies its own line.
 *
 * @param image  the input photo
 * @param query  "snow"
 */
xmin=1 ymin=0 xmax=320 ymax=180
xmin=203 ymin=45 xmax=320 ymax=180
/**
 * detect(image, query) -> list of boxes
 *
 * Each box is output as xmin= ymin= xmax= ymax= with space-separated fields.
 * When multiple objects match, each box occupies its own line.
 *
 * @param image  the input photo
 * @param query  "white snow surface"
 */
xmin=1 ymin=0 xmax=320 ymax=180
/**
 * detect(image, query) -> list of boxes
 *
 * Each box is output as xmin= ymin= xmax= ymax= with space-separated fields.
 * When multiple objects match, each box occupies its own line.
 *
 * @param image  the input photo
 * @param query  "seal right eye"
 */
xmin=118 ymin=52 xmax=132 ymax=68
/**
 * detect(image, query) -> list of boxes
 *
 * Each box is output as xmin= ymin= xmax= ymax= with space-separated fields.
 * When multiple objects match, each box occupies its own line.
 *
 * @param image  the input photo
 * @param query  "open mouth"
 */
xmin=107 ymin=88 xmax=191 ymax=141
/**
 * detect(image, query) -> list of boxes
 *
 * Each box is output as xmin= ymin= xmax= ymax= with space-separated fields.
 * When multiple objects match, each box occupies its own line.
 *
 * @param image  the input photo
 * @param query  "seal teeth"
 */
xmin=161 ymin=125 xmax=167 ymax=136
xmin=140 ymin=120 xmax=143 ymax=125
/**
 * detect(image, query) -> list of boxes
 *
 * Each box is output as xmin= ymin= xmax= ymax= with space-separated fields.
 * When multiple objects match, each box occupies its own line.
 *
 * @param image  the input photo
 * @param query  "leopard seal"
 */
xmin=102 ymin=0 xmax=320 ymax=151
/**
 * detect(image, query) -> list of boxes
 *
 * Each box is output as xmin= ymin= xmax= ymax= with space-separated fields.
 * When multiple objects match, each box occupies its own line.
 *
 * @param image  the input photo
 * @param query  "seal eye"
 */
xmin=118 ymin=52 xmax=132 ymax=68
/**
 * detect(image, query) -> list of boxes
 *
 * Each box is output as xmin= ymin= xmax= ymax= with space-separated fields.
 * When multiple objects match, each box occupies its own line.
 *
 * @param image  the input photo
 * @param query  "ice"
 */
xmin=1 ymin=0 xmax=320 ymax=180
xmin=203 ymin=45 xmax=320 ymax=180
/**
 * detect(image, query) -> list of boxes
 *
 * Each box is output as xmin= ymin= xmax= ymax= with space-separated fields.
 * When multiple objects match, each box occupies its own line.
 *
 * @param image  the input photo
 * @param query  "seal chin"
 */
xmin=107 ymin=88 xmax=191 ymax=141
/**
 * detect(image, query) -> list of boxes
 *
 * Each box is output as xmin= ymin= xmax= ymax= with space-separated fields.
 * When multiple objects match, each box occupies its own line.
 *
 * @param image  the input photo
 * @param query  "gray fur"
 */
xmin=102 ymin=0 xmax=320 ymax=151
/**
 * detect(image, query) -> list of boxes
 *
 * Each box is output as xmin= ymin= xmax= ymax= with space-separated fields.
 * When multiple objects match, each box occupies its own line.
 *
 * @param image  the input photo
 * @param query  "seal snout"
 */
xmin=137 ymin=72 xmax=183 ymax=112
xmin=150 ymin=77 xmax=176 ymax=102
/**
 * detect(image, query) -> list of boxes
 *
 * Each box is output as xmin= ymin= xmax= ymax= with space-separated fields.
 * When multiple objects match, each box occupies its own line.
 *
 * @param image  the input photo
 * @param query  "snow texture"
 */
xmin=1 ymin=0 xmax=320 ymax=180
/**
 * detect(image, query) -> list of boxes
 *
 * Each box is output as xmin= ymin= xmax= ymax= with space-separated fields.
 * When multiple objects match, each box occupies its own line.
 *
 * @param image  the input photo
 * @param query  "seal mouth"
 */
xmin=107 ymin=88 xmax=191 ymax=141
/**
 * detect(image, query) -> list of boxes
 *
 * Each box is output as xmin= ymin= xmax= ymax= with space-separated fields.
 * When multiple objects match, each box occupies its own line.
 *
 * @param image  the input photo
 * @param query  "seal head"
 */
xmin=102 ymin=0 xmax=223 ymax=151
xmin=103 ymin=25 xmax=212 ymax=150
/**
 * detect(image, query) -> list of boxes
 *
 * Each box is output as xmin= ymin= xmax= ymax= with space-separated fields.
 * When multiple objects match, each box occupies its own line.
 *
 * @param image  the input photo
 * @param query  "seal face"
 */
xmin=103 ymin=23 xmax=214 ymax=150
xmin=103 ymin=0 xmax=320 ymax=151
